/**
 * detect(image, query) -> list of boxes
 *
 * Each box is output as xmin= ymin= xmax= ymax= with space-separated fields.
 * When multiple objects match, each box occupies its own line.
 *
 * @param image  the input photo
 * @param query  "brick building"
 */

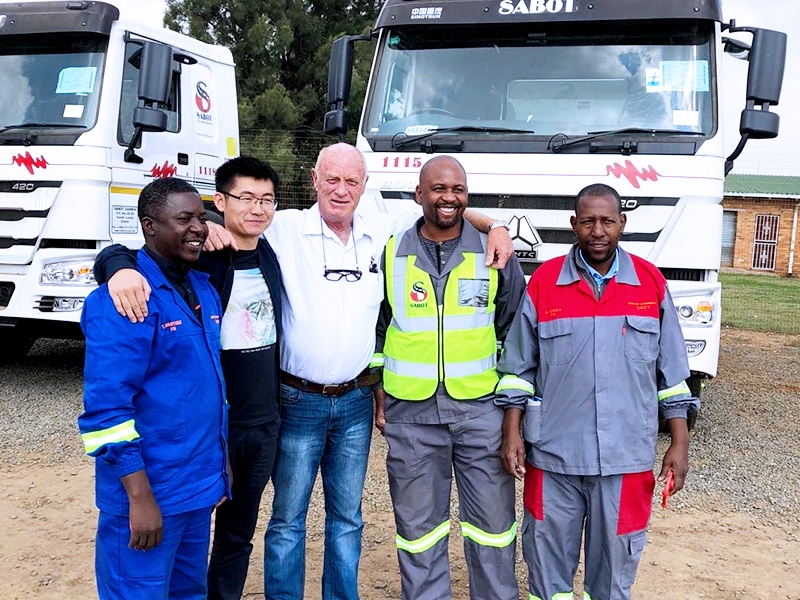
xmin=722 ymin=175 xmax=800 ymax=276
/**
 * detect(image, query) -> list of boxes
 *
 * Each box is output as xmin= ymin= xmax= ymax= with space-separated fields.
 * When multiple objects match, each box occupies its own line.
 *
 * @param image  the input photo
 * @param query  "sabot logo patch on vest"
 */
xmin=409 ymin=280 xmax=428 ymax=306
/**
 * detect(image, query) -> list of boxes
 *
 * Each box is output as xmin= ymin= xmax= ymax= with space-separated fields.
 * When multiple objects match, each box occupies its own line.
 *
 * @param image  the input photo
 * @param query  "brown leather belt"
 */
xmin=280 ymin=369 xmax=381 ymax=397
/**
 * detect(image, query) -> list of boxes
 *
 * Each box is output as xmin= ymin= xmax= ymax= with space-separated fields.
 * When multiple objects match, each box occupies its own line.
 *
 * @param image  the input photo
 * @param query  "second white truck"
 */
xmin=324 ymin=0 xmax=787 ymax=398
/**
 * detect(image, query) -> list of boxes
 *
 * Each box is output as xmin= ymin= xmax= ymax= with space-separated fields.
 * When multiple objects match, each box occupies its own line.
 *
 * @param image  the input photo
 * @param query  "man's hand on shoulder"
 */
xmin=204 ymin=221 xmax=238 ymax=252
xmin=109 ymin=268 xmax=151 ymax=323
xmin=486 ymin=223 xmax=514 ymax=269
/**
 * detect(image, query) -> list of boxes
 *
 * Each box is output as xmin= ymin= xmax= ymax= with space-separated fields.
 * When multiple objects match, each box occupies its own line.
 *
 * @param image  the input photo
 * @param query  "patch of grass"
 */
xmin=720 ymin=272 xmax=800 ymax=334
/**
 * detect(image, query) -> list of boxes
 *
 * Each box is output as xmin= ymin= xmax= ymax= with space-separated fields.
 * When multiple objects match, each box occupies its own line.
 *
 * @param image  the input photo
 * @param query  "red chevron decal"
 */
xmin=151 ymin=161 xmax=178 ymax=179
xmin=606 ymin=160 xmax=660 ymax=189
xmin=12 ymin=152 xmax=48 ymax=174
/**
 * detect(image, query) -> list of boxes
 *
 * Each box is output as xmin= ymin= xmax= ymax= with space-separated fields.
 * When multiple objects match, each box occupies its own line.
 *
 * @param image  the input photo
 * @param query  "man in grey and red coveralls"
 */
xmin=496 ymin=183 xmax=699 ymax=600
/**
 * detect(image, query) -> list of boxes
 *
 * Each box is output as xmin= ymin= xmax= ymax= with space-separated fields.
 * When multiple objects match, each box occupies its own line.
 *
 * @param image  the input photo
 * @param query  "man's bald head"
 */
xmin=419 ymin=155 xmax=467 ymax=185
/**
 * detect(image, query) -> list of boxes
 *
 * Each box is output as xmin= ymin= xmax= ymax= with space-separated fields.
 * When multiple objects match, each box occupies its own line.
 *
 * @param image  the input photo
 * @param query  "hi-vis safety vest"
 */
xmin=382 ymin=235 xmax=499 ymax=400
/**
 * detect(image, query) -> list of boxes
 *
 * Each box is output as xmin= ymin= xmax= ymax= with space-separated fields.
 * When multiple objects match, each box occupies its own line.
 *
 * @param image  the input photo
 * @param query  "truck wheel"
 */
xmin=0 ymin=333 xmax=35 ymax=365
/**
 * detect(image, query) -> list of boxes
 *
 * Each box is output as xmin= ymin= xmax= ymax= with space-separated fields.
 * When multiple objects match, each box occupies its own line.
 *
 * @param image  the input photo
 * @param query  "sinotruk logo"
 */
xmin=509 ymin=215 xmax=543 ymax=260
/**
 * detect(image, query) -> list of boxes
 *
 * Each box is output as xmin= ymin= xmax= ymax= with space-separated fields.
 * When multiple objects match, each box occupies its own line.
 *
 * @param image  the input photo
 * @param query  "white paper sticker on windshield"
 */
xmin=645 ymin=60 xmax=709 ymax=93
xmin=646 ymin=61 xmax=709 ymax=93
xmin=63 ymin=104 xmax=84 ymax=119
xmin=404 ymin=125 xmax=437 ymax=135
xmin=672 ymin=110 xmax=699 ymax=127
xmin=56 ymin=67 xmax=97 ymax=94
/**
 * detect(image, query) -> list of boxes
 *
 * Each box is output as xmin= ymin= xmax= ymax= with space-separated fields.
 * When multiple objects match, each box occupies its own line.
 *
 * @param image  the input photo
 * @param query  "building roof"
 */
xmin=724 ymin=174 xmax=800 ymax=198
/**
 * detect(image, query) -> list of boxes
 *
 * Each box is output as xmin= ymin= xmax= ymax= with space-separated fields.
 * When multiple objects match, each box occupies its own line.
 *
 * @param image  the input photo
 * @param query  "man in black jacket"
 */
xmin=93 ymin=157 xmax=283 ymax=600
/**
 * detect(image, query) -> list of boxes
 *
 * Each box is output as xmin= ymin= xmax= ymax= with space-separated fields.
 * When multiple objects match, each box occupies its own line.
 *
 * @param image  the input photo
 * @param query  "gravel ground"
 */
xmin=0 ymin=328 xmax=798 ymax=598
xmin=665 ymin=327 xmax=800 ymax=537
xmin=0 ymin=339 xmax=86 ymax=468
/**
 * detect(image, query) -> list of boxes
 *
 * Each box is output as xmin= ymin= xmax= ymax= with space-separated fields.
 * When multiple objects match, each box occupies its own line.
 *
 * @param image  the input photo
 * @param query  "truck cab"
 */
xmin=326 ymin=0 xmax=786 ymax=392
xmin=0 ymin=0 xmax=238 ymax=360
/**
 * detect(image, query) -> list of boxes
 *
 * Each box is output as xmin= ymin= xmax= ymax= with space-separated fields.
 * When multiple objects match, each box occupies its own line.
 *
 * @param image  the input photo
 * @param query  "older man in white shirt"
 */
xmin=104 ymin=143 xmax=512 ymax=600
xmin=261 ymin=144 xmax=395 ymax=600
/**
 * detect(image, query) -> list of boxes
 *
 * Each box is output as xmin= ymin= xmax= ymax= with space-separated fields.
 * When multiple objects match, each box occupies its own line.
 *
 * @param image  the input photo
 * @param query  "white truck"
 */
xmin=324 ymin=0 xmax=787 ymax=399
xmin=0 ymin=0 xmax=238 ymax=361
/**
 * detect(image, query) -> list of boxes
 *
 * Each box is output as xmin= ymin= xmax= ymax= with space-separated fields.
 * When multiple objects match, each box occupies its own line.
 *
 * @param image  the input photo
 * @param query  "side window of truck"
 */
xmin=117 ymin=40 xmax=180 ymax=145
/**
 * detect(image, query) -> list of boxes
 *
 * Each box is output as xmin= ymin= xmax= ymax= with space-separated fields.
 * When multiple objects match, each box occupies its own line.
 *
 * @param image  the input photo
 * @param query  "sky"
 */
xmin=132 ymin=0 xmax=799 ymax=176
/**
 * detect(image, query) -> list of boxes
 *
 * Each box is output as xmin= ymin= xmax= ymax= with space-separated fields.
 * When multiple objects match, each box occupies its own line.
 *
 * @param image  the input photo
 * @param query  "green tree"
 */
xmin=164 ymin=0 xmax=380 ymax=132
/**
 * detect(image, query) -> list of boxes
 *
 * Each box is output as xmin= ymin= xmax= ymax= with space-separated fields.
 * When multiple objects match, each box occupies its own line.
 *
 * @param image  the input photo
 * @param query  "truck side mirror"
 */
xmin=324 ymin=34 xmax=373 ymax=138
xmin=125 ymin=41 xmax=176 ymax=163
xmin=735 ymin=27 xmax=786 ymax=140
xmin=722 ymin=37 xmax=750 ymax=60
xmin=744 ymin=28 xmax=785 ymax=109
xmin=724 ymin=26 xmax=787 ymax=174
xmin=133 ymin=42 xmax=173 ymax=133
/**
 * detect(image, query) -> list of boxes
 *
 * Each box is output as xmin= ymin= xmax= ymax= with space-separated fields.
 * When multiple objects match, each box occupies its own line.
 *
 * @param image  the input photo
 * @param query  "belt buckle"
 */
xmin=322 ymin=384 xmax=341 ymax=396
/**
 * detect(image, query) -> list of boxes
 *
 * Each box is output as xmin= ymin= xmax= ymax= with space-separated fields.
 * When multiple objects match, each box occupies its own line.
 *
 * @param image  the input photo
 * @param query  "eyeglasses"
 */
xmin=220 ymin=191 xmax=277 ymax=208
xmin=321 ymin=217 xmax=362 ymax=282
xmin=323 ymin=268 xmax=362 ymax=282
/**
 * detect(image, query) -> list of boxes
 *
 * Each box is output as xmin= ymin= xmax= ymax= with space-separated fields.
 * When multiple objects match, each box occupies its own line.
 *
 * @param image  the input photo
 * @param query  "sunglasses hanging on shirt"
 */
xmin=320 ymin=217 xmax=362 ymax=282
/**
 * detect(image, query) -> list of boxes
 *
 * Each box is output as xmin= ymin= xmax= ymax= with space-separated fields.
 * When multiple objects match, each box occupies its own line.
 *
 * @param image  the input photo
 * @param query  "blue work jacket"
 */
xmin=79 ymin=249 xmax=229 ymax=516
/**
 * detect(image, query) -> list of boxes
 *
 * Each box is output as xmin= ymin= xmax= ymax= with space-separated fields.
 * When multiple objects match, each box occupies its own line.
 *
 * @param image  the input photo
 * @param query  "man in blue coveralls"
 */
xmin=78 ymin=177 xmax=230 ymax=600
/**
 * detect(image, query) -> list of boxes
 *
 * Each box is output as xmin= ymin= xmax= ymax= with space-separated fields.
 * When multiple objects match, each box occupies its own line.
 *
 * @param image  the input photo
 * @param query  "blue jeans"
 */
xmin=264 ymin=384 xmax=374 ymax=600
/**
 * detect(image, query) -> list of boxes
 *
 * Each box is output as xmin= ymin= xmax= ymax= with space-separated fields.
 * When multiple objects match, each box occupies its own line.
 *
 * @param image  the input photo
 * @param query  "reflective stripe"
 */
xmin=391 ymin=315 xmax=438 ymax=332
xmin=658 ymin=380 xmax=691 ymax=401
xmin=461 ymin=521 xmax=516 ymax=548
xmin=81 ymin=419 xmax=139 ymax=455
xmin=446 ymin=355 xmax=496 ymax=378
xmin=370 ymin=353 xmax=385 ymax=368
xmin=396 ymin=520 xmax=450 ymax=554
xmin=496 ymin=375 xmax=535 ymax=395
xmin=385 ymin=357 xmax=438 ymax=379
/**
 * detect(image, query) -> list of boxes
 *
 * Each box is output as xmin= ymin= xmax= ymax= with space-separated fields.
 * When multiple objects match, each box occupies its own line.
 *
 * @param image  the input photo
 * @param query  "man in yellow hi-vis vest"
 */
xmin=373 ymin=156 xmax=527 ymax=600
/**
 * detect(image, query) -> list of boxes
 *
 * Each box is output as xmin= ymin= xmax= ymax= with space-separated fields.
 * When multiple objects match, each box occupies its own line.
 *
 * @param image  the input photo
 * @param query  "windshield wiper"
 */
xmin=0 ymin=122 xmax=87 ymax=135
xmin=392 ymin=126 xmax=535 ymax=150
xmin=550 ymin=127 xmax=705 ymax=152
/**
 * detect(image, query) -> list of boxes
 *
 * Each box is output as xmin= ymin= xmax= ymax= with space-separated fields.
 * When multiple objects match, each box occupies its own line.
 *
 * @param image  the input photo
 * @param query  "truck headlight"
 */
xmin=674 ymin=299 xmax=716 ymax=326
xmin=40 ymin=259 xmax=96 ymax=286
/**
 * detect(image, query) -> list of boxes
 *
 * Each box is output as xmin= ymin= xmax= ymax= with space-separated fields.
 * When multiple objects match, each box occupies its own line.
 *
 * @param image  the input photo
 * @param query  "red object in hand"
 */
xmin=661 ymin=470 xmax=675 ymax=509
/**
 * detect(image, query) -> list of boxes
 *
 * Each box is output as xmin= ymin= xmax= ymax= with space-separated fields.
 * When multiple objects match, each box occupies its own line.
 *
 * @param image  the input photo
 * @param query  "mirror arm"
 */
xmin=124 ymin=128 xmax=144 ymax=164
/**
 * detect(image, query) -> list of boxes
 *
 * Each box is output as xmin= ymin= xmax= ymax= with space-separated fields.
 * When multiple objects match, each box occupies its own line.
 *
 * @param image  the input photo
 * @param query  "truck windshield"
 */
xmin=0 ymin=34 xmax=107 ymax=133
xmin=363 ymin=21 xmax=714 ymax=140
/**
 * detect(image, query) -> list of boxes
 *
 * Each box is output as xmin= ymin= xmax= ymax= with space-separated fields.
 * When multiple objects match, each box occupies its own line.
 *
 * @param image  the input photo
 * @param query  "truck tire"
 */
xmin=0 ymin=333 xmax=36 ymax=365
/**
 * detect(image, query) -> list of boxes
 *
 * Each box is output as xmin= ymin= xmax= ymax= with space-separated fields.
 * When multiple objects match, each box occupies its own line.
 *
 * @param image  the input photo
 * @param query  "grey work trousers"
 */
xmin=522 ymin=467 xmax=655 ymax=600
xmin=384 ymin=406 xmax=519 ymax=600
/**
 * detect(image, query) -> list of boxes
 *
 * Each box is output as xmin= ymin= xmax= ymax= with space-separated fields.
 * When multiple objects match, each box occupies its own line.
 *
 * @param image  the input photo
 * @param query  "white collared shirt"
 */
xmin=265 ymin=203 xmax=413 ymax=384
